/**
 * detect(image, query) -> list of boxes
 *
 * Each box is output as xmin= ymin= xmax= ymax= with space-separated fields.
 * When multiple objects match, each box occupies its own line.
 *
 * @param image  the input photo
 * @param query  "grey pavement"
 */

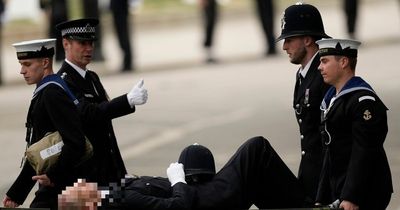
xmin=0 ymin=0 xmax=400 ymax=209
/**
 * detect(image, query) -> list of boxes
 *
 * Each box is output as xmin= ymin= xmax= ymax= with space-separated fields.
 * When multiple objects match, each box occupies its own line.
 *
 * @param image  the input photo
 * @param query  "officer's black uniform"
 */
xmin=6 ymin=77 xmax=87 ymax=209
xmin=317 ymin=77 xmax=393 ymax=209
xmin=56 ymin=19 xmax=133 ymax=185
xmin=277 ymin=3 xmax=331 ymax=203
xmin=57 ymin=63 xmax=132 ymax=185
xmin=293 ymin=54 xmax=329 ymax=203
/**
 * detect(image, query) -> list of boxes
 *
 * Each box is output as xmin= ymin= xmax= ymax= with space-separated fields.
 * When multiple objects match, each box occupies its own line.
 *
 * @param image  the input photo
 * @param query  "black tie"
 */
xmin=298 ymin=73 xmax=303 ymax=85
xmin=85 ymin=73 xmax=98 ymax=96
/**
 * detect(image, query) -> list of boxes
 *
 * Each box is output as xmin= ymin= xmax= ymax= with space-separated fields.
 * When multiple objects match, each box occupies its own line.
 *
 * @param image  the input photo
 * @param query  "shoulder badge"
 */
xmin=363 ymin=110 xmax=372 ymax=121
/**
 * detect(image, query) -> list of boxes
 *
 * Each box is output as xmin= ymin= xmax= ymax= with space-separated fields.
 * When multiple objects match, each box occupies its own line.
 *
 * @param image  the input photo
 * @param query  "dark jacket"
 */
xmin=111 ymin=176 xmax=194 ymax=210
xmin=316 ymin=77 xmax=393 ymax=209
xmin=7 ymin=77 xmax=87 ymax=207
xmin=57 ymin=62 xmax=133 ymax=185
xmin=293 ymin=54 xmax=330 ymax=201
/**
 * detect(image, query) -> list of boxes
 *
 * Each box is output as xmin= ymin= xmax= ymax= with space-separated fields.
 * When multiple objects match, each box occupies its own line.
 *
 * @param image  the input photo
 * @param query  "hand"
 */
xmin=167 ymin=162 xmax=186 ymax=186
xmin=127 ymin=79 xmax=148 ymax=107
xmin=340 ymin=200 xmax=359 ymax=210
xmin=32 ymin=174 xmax=54 ymax=187
xmin=3 ymin=196 xmax=19 ymax=208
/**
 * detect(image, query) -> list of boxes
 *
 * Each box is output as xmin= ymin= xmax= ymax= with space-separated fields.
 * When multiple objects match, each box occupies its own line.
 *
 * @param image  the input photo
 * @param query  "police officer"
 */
xmin=55 ymin=18 xmax=148 ymax=186
xmin=316 ymin=38 xmax=393 ymax=210
xmin=3 ymin=39 xmax=88 ymax=209
xmin=276 ymin=3 xmax=330 ymax=204
xmin=59 ymin=136 xmax=306 ymax=209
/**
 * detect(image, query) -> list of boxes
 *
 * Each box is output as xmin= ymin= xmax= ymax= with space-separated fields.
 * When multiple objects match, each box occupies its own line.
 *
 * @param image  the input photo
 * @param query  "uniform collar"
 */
xmin=65 ymin=59 xmax=87 ymax=79
xmin=321 ymin=76 xmax=375 ymax=111
xmin=299 ymin=52 xmax=318 ymax=78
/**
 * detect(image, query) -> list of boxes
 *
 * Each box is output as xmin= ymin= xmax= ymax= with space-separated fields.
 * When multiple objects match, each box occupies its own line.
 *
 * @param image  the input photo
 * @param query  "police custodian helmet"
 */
xmin=178 ymin=143 xmax=216 ymax=184
xmin=276 ymin=2 xmax=330 ymax=42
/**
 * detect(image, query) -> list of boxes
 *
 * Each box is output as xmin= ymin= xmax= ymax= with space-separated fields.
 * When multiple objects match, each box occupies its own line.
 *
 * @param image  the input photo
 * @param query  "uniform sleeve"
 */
xmin=65 ymin=75 xmax=135 ymax=124
xmin=341 ymin=94 xmax=388 ymax=204
xmin=122 ymin=183 xmax=194 ymax=210
xmin=42 ymin=85 xmax=87 ymax=184
xmin=6 ymin=161 xmax=37 ymax=205
xmin=78 ymin=94 xmax=135 ymax=123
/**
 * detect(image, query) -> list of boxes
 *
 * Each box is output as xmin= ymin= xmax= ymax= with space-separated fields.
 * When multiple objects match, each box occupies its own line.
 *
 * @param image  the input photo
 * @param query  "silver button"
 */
xmin=301 ymin=151 xmax=306 ymax=156
xmin=296 ymin=104 xmax=300 ymax=108
xmin=146 ymin=183 xmax=150 ymax=186
xmin=298 ymin=119 xmax=302 ymax=124
xmin=300 ymin=135 xmax=304 ymax=140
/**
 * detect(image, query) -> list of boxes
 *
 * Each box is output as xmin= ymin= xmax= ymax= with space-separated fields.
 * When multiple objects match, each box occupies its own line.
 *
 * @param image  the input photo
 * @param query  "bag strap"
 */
xmin=33 ymin=74 xmax=79 ymax=105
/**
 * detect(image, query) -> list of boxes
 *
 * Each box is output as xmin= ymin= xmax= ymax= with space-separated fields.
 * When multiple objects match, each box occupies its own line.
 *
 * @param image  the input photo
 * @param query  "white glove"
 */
xmin=127 ymin=79 xmax=148 ymax=107
xmin=167 ymin=162 xmax=186 ymax=186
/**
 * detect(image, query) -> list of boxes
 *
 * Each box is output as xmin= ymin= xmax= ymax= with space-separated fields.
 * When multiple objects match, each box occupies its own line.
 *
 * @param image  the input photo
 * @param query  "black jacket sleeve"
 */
xmin=121 ymin=182 xmax=195 ymax=210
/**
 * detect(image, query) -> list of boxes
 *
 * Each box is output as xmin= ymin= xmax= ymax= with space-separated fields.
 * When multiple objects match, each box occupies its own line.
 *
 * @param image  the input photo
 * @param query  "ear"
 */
xmin=338 ymin=56 xmax=349 ymax=69
xmin=62 ymin=38 xmax=69 ymax=49
xmin=42 ymin=58 xmax=50 ymax=69
xmin=303 ymin=36 xmax=314 ymax=47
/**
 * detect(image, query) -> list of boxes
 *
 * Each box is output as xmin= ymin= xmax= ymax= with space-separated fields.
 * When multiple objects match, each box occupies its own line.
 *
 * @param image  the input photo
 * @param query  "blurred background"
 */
xmin=0 ymin=0 xmax=399 ymax=209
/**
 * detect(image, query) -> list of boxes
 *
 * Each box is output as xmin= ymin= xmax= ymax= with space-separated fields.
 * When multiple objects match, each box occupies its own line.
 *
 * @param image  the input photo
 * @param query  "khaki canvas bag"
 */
xmin=25 ymin=131 xmax=93 ymax=174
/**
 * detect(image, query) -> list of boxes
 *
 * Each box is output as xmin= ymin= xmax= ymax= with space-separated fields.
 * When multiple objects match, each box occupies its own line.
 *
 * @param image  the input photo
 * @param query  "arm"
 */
xmin=121 ymin=163 xmax=193 ymax=210
xmin=122 ymin=182 xmax=194 ymax=210
xmin=5 ymin=161 xmax=37 ymax=206
xmin=341 ymin=94 xmax=388 ymax=204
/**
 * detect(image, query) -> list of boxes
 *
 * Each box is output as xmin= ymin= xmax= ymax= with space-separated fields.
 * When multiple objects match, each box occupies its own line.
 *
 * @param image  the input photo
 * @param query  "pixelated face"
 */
xmin=59 ymin=180 xmax=101 ymax=210
xmin=18 ymin=58 xmax=46 ymax=85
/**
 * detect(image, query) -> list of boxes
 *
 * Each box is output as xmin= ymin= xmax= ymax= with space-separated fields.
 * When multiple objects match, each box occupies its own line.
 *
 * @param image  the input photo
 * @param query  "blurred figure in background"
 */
xmin=83 ymin=0 xmax=104 ymax=61
xmin=255 ymin=0 xmax=276 ymax=56
xmin=0 ymin=0 xmax=4 ymax=85
xmin=343 ymin=0 xmax=359 ymax=39
xmin=39 ymin=0 xmax=68 ymax=61
xmin=200 ymin=0 xmax=219 ymax=63
xmin=110 ymin=0 xmax=134 ymax=71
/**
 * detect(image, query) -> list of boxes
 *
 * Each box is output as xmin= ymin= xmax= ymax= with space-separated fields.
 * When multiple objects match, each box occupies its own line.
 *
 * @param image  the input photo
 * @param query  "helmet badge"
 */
xmin=281 ymin=12 xmax=286 ymax=30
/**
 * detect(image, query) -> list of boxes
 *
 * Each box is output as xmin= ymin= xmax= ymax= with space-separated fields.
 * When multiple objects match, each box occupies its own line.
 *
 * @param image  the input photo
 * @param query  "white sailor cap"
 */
xmin=56 ymin=18 xmax=99 ymax=41
xmin=316 ymin=38 xmax=361 ymax=58
xmin=12 ymin=38 xmax=56 ymax=60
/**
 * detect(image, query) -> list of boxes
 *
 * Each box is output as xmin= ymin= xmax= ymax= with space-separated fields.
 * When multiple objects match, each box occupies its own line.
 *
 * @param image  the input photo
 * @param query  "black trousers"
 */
xmin=194 ymin=136 xmax=305 ymax=209
xmin=255 ymin=0 xmax=276 ymax=53
xmin=343 ymin=0 xmax=358 ymax=34
xmin=111 ymin=0 xmax=133 ymax=71
xmin=202 ymin=0 xmax=218 ymax=48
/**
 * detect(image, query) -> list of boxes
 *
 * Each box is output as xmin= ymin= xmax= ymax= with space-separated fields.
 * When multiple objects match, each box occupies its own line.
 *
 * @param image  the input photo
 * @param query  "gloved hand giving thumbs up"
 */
xmin=127 ymin=79 xmax=148 ymax=107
